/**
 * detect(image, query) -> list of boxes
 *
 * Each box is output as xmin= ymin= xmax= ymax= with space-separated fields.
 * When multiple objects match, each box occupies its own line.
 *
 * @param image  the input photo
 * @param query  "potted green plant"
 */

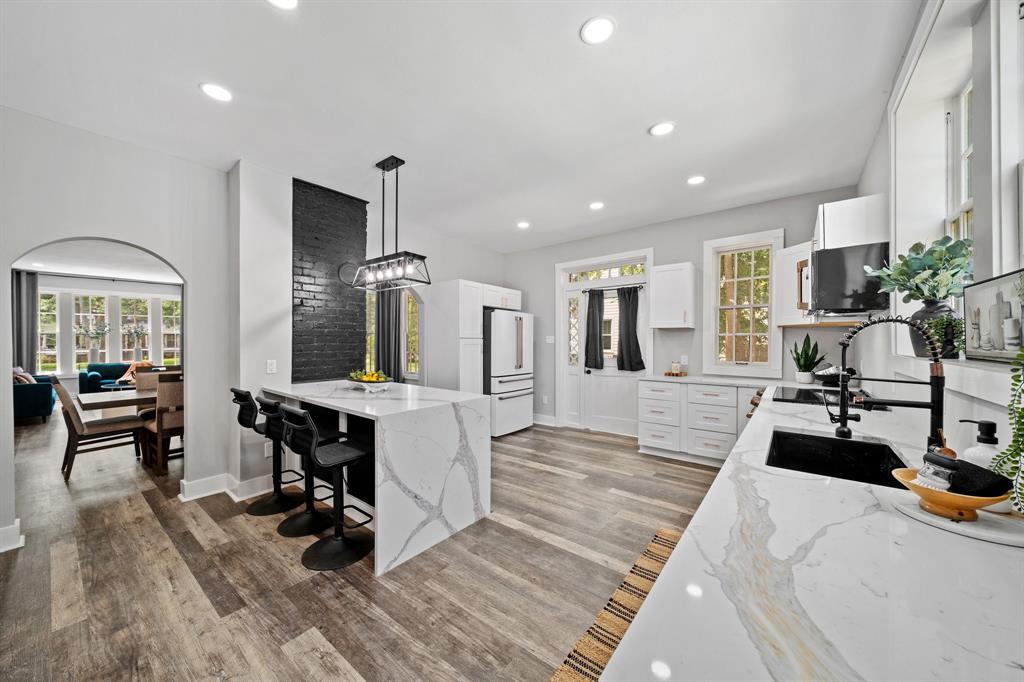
xmin=74 ymin=323 xmax=110 ymax=364
xmin=790 ymin=334 xmax=826 ymax=384
xmin=123 ymin=323 xmax=148 ymax=362
xmin=863 ymin=236 xmax=973 ymax=358
xmin=990 ymin=346 xmax=1024 ymax=513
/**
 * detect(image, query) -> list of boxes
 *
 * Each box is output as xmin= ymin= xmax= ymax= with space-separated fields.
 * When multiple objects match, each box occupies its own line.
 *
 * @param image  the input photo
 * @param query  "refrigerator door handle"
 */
xmin=497 ymin=375 xmax=533 ymax=383
xmin=515 ymin=316 xmax=523 ymax=370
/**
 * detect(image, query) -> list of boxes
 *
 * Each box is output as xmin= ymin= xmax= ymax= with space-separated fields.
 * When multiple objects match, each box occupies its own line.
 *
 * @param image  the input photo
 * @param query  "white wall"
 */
xmin=228 ymin=160 xmax=294 ymax=483
xmin=503 ymin=186 xmax=859 ymax=418
xmin=0 ymin=107 xmax=233 ymax=535
xmin=366 ymin=218 xmax=506 ymax=286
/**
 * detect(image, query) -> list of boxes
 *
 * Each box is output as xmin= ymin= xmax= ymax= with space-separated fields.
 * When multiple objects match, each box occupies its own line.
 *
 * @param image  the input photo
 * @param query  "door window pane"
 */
xmin=568 ymin=296 xmax=579 ymax=367
xmin=602 ymin=293 xmax=619 ymax=358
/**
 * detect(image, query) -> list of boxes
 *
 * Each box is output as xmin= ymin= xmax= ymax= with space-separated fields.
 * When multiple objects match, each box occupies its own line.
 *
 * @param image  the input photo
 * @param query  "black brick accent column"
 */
xmin=292 ymin=178 xmax=368 ymax=382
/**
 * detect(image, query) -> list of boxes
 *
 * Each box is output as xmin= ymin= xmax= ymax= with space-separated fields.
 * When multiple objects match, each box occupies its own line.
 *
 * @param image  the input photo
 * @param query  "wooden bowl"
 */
xmin=892 ymin=468 xmax=1010 ymax=522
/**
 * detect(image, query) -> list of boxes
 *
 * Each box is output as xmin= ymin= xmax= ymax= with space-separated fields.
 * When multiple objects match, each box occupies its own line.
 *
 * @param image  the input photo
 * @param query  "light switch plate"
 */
xmin=542 ymin=395 xmax=549 ymax=405
xmin=545 ymin=336 xmax=554 ymax=344
xmin=266 ymin=359 xmax=277 ymax=374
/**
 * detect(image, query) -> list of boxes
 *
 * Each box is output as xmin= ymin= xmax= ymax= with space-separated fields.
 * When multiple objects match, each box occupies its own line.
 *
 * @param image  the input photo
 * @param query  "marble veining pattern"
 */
xmin=602 ymin=388 xmax=1024 ymax=682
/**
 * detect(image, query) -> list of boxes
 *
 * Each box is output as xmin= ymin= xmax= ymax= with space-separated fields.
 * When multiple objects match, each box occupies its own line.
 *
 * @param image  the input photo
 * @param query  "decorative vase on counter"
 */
xmin=909 ymin=300 xmax=955 ymax=358
xmin=88 ymin=346 xmax=100 ymax=364
xmin=795 ymin=371 xmax=814 ymax=384
xmin=133 ymin=346 xmax=144 ymax=362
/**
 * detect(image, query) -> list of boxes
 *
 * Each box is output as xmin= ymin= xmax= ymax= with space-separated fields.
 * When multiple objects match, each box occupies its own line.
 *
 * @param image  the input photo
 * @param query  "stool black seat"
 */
xmin=231 ymin=389 xmax=303 ymax=516
xmin=277 ymin=404 xmax=374 ymax=571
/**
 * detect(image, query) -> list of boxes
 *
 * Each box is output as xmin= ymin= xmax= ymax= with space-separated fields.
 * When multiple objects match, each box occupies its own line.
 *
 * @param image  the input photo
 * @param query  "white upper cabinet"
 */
xmin=482 ymin=284 xmax=521 ymax=311
xmin=649 ymin=262 xmax=696 ymax=328
xmin=813 ymin=194 xmax=888 ymax=250
xmin=459 ymin=280 xmax=484 ymax=338
xmin=773 ymin=241 xmax=813 ymax=327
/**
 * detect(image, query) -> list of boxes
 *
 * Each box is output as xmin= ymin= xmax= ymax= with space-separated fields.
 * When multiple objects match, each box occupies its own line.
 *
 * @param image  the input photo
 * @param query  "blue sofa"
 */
xmin=78 ymin=362 xmax=132 ymax=394
xmin=14 ymin=375 xmax=56 ymax=422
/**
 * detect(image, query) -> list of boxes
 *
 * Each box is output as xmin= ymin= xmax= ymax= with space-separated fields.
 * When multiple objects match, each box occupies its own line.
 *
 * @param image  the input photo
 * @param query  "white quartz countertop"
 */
xmin=262 ymin=380 xmax=486 ymax=419
xmin=640 ymin=374 xmax=770 ymax=387
xmin=603 ymin=386 xmax=1024 ymax=682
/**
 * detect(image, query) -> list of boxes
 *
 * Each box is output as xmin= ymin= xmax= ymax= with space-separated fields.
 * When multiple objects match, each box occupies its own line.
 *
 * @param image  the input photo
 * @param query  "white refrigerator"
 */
xmin=484 ymin=309 xmax=534 ymax=436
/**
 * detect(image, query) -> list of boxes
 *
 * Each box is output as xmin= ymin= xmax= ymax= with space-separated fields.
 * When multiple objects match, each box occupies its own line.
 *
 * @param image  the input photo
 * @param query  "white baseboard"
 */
xmin=532 ymin=413 xmax=557 ymax=427
xmin=178 ymin=473 xmax=228 ymax=502
xmin=639 ymin=445 xmax=724 ymax=469
xmin=0 ymin=519 xmax=25 ymax=554
xmin=225 ymin=474 xmax=273 ymax=503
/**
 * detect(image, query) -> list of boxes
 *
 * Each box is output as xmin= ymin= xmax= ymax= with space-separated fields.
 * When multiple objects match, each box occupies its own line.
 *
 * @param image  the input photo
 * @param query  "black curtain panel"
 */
xmin=11 ymin=270 xmax=39 ymax=372
xmin=584 ymin=290 xmax=604 ymax=370
xmin=617 ymin=286 xmax=645 ymax=372
xmin=376 ymin=289 xmax=403 ymax=382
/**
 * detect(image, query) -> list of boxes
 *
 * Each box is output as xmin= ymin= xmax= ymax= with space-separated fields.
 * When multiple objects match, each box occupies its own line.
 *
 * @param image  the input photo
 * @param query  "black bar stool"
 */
xmin=275 ymin=404 xmax=339 ymax=538
xmin=231 ymin=388 xmax=305 ymax=516
xmin=278 ymin=404 xmax=374 ymax=570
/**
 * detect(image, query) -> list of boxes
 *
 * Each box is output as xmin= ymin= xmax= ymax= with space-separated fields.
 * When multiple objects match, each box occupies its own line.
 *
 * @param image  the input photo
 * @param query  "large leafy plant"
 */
xmin=863 ymin=236 xmax=973 ymax=303
xmin=73 ymin=323 xmax=110 ymax=342
xmin=790 ymin=334 xmax=826 ymax=372
xmin=991 ymin=347 xmax=1024 ymax=513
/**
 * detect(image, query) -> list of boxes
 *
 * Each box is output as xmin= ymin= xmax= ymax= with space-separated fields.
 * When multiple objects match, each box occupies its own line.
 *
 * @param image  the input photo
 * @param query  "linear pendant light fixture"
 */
xmin=350 ymin=155 xmax=431 ymax=291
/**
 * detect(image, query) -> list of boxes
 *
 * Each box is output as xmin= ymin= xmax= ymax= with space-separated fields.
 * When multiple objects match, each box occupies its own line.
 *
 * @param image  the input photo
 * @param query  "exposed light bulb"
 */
xmin=366 ymin=271 xmax=375 ymax=282
xmin=405 ymin=263 xmax=415 ymax=276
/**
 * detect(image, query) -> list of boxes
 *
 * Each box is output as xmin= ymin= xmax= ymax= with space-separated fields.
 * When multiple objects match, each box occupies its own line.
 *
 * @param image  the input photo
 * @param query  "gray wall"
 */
xmin=504 ymin=186 xmax=859 ymax=417
xmin=292 ymin=179 xmax=368 ymax=382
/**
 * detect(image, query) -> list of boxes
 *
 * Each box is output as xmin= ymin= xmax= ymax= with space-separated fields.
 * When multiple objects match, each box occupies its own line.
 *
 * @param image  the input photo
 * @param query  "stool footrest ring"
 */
xmin=280 ymin=468 xmax=304 ymax=486
xmin=341 ymin=504 xmax=373 ymax=529
xmin=313 ymin=483 xmax=334 ymax=503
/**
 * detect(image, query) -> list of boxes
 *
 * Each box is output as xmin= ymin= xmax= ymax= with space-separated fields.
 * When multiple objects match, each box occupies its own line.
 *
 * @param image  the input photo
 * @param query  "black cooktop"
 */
xmin=772 ymin=386 xmax=888 ymax=410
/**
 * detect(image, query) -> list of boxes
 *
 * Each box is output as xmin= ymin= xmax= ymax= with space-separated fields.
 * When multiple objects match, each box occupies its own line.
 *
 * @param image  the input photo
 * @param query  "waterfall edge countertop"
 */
xmin=262 ymin=380 xmax=491 ymax=576
xmin=602 ymin=387 xmax=1024 ymax=682
xmin=261 ymin=380 xmax=488 ymax=418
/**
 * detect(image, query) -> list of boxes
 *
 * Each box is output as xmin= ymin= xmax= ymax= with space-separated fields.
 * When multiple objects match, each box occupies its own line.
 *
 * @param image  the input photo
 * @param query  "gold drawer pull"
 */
xmin=703 ymin=441 xmax=720 ymax=448
xmin=703 ymin=415 xmax=721 ymax=421
xmin=650 ymin=409 xmax=665 ymax=414
xmin=651 ymin=434 xmax=664 ymax=439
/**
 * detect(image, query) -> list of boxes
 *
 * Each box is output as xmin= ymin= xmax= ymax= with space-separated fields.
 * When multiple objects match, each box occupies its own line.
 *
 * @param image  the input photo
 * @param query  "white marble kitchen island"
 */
xmin=603 ymin=387 xmax=1024 ymax=682
xmin=262 ymin=381 xmax=490 ymax=576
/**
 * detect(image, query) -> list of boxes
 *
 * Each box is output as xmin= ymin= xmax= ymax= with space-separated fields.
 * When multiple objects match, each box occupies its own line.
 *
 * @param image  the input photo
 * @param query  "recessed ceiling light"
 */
xmin=517 ymin=221 xmax=530 ymax=229
xmin=580 ymin=16 xmax=615 ymax=45
xmin=266 ymin=0 xmax=298 ymax=8
xmin=199 ymin=83 xmax=233 ymax=102
xmin=648 ymin=121 xmax=675 ymax=137
xmin=687 ymin=175 xmax=706 ymax=185
xmin=31 ymin=262 xmax=45 ymax=267
xmin=589 ymin=201 xmax=605 ymax=211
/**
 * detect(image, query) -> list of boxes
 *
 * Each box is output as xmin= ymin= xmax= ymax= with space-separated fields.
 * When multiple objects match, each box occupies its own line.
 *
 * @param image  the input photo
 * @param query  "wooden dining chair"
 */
xmin=133 ymin=367 xmax=160 ymax=422
xmin=51 ymin=376 xmax=144 ymax=481
xmin=143 ymin=372 xmax=184 ymax=475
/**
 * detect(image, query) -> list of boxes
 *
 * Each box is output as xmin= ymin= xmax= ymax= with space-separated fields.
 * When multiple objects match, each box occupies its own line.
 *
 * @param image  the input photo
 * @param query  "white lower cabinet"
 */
xmin=638 ymin=379 xmax=764 ymax=464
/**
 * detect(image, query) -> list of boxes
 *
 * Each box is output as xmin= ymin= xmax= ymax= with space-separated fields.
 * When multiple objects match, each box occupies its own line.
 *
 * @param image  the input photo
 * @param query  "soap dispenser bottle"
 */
xmin=959 ymin=419 xmax=999 ymax=469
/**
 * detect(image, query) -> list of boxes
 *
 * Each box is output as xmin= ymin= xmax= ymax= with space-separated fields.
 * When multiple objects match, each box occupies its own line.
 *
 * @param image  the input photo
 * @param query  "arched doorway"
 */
xmin=6 ymin=237 xmax=192 ymax=519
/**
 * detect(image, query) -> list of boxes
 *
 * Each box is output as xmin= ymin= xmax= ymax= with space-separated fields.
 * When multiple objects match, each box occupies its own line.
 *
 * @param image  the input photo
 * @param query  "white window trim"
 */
xmin=401 ymin=289 xmax=423 ymax=383
xmin=702 ymin=229 xmax=784 ymax=379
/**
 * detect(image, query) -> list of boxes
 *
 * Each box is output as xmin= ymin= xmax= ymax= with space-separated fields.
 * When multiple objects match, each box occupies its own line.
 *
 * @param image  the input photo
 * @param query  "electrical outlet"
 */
xmin=545 ymin=335 xmax=555 ymax=344
xmin=680 ymin=355 xmax=689 ymax=366
xmin=264 ymin=442 xmax=273 ymax=459
xmin=542 ymin=395 xmax=549 ymax=405
xmin=266 ymin=359 xmax=277 ymax=374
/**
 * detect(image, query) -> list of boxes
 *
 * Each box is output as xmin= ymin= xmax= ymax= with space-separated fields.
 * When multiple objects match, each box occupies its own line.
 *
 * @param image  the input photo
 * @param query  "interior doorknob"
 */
xmin=585 ymin=369 xmax=592 ymax=374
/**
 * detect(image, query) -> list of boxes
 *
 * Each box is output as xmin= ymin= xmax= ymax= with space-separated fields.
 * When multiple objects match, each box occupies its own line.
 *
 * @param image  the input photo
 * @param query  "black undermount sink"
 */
xmin=766 ymin=428 xmax=906 ymax=488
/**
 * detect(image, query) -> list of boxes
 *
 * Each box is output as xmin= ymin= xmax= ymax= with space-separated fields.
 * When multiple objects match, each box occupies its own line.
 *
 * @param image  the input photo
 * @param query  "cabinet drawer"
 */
xmin=686 ymin=428 xmax=736 ymax=461
xmin=687 ymin=403 xmax=737 ymax=434
xmin=638 ymin=398 xmax=681 ymax=426
xmin=689 ymin=384 xmax=737 ymax=407
xmin=638 ymin=423 xmax=681 ymax=451
xmin=638 ymin=381 xmax=681 ymax=402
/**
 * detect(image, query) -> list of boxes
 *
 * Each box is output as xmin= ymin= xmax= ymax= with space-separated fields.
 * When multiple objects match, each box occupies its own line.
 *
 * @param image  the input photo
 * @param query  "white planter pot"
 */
xmin=88 ymin=347 xmax=100 ymax=364
xmin=795 ymin=371 xmax=814 ymax=384
xmin=133 ymin=347 xmax=144 ymax=362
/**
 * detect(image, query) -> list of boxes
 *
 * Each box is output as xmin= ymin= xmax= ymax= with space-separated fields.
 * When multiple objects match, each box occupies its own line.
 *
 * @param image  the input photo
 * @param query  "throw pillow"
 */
xmin=11 ymin=367 xmax=36 ymax=384
xmin=13 ymin=374 xmax=30 ymax=384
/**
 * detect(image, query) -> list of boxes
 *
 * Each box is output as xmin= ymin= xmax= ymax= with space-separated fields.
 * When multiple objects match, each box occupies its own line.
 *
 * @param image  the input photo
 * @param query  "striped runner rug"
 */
xmin=550 ymin=528 xmax=682 ymax=682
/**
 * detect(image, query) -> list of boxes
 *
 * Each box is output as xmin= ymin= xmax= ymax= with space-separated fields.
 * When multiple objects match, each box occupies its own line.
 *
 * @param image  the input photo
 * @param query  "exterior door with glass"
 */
xmin=579 ymin=289 xmax=642 ymax=436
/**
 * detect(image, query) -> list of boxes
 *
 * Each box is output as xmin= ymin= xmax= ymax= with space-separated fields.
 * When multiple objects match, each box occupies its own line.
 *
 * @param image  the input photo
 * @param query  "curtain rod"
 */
xmin=582 ymin=284 xmax=644 ymax=294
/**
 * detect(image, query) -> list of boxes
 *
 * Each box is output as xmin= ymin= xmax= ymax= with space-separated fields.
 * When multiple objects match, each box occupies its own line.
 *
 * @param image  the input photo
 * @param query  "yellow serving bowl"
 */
xmin=892 ymin=468 xmax=1010 ymax=522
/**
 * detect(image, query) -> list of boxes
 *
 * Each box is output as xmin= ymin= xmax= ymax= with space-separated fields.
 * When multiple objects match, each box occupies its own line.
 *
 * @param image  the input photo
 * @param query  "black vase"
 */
xmin=909 ymin=300 xmax=955 ymax=358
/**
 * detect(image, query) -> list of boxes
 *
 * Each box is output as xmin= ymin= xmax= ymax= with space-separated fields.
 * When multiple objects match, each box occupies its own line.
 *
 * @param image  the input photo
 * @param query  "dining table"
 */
xmin=77 ymin=388 xmax=157 ymax=411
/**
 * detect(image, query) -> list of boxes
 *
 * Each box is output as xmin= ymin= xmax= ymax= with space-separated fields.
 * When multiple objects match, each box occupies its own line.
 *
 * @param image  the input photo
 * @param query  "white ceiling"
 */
xmin=12 ymin=239 xmax=184 ymax=284
xmin=0 ymin=1 xmax=920 ymax=254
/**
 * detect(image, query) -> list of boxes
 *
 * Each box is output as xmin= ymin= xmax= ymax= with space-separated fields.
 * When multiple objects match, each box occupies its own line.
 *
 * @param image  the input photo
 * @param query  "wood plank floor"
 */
xmin=1 ymin=415 xmax=717 ymax=681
